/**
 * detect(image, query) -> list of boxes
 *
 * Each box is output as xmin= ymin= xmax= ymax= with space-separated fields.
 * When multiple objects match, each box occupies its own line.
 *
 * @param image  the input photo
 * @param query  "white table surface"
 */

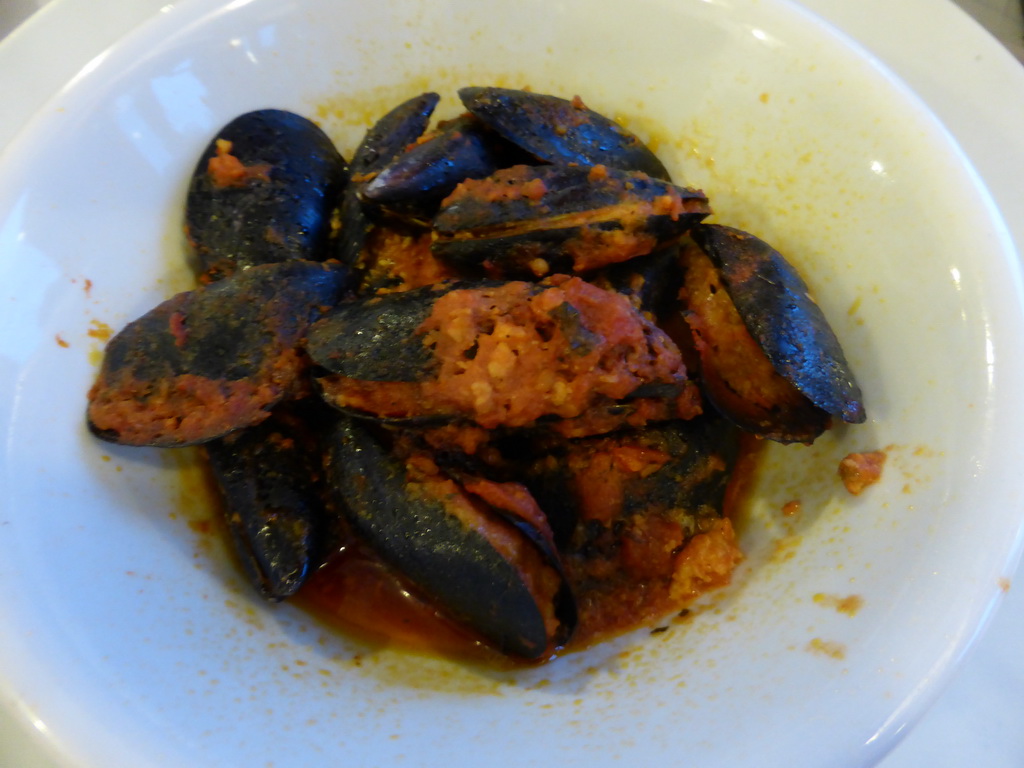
xmin=0 ymin=1 xmax=1022 ymax=766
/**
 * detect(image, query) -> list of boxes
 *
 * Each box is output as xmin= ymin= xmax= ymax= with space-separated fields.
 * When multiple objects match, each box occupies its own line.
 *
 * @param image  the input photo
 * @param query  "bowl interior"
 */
xmin=0 ymin=0 xmax=1022 ymax=766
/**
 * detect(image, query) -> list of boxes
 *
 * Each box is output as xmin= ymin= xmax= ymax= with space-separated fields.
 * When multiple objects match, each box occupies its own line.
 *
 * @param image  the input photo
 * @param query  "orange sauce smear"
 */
xmin=296 ymin=544 xmax=514 ymax=665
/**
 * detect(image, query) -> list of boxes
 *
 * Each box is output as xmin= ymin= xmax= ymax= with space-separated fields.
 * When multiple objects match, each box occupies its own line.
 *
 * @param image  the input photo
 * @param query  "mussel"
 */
xmin=87 ymin=259 xmax=350 ymax=447
xmin=432 ymin=163 xmax=710 ymax=277
xmin=325 ymin=417 xmax=576 ymax=659
xmin=185 ymin=109 xmax=349 ymax=279
xmin=205 ymin=400 xmax=339 ymax=600
xmin=307 ymin=276 xmax=691 ymax=428
xmin=691 ymin=224 xmax=865 ymax=423
xmin=680 ymin=225 xmax=864 ymax=443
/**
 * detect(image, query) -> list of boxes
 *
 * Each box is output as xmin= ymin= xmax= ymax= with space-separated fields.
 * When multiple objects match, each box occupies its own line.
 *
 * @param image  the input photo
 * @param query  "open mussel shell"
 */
xmin=325 ymin=417 xmax=576 ymax=659
xmin=332 ymin=92 xmax=440 ymax=267
xmin=87 ymin=260 xmax=351 ymax=447
xmin=432 ymin=164 xmax=709 ymax=278
xmin=307 ymin=277 xmax=688 ymax=429
xmin=459 ymin=86 xmax=671 ymax=180
xmin=185 ymin=109 xmax=349 ymax=278
xmin=690 ymin=224 xmax=865 ymax=425
xmin=455 ymin=472 xmax=578 ymax=646
xmin=680 ymin=239 xmax=831 ymax=443
xmin=205 ymin=401 xmax=340 ymax=601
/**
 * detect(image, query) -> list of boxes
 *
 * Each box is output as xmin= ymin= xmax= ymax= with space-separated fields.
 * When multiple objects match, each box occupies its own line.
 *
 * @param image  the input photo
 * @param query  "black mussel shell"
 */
xmin=459 ymin=86 xmax=671 ymax=180
xmin=185 ymin=109 xmax=348 ymax=277
xmin=690 ymin=224 xmax=865 ymax=425
xmin=325 ymin=417 xmax=574 ymax=659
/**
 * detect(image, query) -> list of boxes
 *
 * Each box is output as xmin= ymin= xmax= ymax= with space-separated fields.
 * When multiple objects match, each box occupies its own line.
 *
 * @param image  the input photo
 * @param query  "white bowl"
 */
xmin=2 ymin=0 xmax=1024 ymax=766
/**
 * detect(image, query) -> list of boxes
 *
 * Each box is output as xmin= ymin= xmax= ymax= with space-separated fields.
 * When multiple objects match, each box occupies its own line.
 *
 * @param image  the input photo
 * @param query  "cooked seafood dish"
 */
xmin=86 ymin=87 xmax=865 ymax=662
